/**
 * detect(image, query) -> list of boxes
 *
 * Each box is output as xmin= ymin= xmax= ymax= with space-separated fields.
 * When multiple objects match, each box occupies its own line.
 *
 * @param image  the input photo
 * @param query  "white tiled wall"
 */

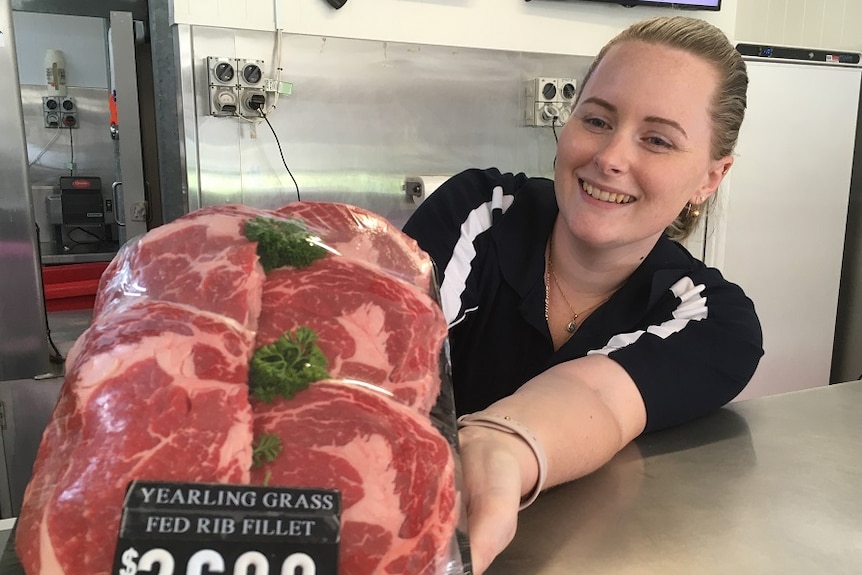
xmin=736 ymin=0 xmax=862 ymax=50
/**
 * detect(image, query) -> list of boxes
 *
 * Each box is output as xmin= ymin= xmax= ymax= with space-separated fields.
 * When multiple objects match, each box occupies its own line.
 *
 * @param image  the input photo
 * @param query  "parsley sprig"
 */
xmin=244 ymin=216 xmax=328 ymax=271
xmin=249 ymin=327 xmax=330 ymax=402
xmin=252 ymin=433 xmax=283 ymax=468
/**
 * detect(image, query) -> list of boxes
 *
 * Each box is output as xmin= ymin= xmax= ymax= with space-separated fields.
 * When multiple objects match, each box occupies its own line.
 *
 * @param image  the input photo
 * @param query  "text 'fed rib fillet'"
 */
xmin=251 ymin=381 xmax=456 ymax=575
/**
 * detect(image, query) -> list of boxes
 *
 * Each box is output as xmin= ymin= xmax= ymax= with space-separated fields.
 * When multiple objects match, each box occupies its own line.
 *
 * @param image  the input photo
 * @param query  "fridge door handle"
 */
xmin=112 ymin=181 xmax=126 ymax=226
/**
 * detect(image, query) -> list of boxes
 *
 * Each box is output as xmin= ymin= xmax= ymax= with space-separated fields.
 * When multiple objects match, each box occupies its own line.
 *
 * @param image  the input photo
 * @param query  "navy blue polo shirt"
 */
xmin=403 ymin=168 xmax=763 ymax=432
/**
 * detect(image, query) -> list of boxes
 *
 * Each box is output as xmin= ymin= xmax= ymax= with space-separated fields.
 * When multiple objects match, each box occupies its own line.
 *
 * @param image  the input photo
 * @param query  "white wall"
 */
xmin=12 ymin=12 xmax=109 ymax=89
xmin=735 ymin=0 xmax=862 ymax=50
xmin=172 ymin=0 xmax=738 ymax=56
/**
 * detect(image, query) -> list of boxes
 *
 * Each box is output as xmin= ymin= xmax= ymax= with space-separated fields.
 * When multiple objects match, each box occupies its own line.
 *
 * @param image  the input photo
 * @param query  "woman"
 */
xmin=403 ymin=15 xmax=764 ymax=574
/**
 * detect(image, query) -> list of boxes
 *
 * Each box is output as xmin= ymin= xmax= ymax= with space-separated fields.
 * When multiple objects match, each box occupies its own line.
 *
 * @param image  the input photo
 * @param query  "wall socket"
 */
xmin=43 ymin=96 xmax=78 ymax=128
xmin=207 ymin=56 xmax=269 ymax=118
xmin=524 ymin=78 xmax=577 ymax=128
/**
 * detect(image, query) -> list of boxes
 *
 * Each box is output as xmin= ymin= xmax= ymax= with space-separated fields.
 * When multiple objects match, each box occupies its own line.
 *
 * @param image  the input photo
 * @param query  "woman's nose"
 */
xmin=593 ymin=134 xmax=630 ymax=175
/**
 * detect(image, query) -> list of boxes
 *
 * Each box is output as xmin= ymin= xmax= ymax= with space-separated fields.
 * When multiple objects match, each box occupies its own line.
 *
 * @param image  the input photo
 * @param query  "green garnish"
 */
xmin=244 ymin=216 xmax=328 ymax=271
xmin=249 ymin=326 xmax=330 ymax=402
xmin=252 ymin=433 xmax=283 ymax=468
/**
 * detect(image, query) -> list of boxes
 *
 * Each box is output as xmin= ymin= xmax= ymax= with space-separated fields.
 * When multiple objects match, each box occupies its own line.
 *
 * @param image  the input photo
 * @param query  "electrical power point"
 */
xmin=43 ymin=96 xmax=78 ymax=128
xmin=523 ymin=77 xmax=576 ymax=128
xmin=239 ymin=90 xmax=266 ymax=117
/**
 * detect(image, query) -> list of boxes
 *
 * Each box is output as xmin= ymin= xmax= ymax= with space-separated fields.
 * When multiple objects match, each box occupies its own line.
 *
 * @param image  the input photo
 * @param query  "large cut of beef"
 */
xmin=15 ymin=300 xmax=256 ymax=575
xmin=258 ymin=255 xmax=448 ymax=414
xmin=92 ymin=204 xmax=269 ymax=330
xmin=16 ymin=202 xmax=459 ymax=575
xmin=277 ymin=201 xmax=434 ymax=292
xmin=251 ymin=381 xmax=456 ymax=575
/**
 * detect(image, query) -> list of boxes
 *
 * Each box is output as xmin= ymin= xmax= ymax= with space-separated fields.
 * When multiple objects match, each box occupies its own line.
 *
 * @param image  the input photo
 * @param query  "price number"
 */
xmin=118 ymin=547 xmax=316 ymax=575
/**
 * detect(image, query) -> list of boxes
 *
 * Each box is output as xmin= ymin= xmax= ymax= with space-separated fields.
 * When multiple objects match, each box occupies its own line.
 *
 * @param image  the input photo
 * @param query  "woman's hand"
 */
xmin=458 ymin=425 xmax=538 ymax=574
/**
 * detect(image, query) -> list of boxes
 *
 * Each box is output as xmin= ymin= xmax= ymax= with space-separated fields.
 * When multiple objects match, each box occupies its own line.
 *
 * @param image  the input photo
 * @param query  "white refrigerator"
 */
xmin=703 ymin=57 xmax=862 ymax=399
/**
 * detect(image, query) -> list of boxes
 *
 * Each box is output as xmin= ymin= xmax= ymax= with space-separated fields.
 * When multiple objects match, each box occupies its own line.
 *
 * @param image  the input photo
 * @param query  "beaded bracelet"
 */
xmin=456 ymin=412 xmax=548 ymax=509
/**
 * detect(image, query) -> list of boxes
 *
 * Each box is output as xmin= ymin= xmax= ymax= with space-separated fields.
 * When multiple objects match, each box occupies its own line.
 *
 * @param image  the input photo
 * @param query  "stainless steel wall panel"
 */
xmin=178 ymin=24 xmax=201 ymax=213
xmin=0 ymin=0 xmax=50 ymax=382
xmin=22 ymin=85 xmax=117 ymax=191
xmin=180 ymin=26 xmax=592 ymax=228
xmin=149 ymin=1 xmax=189 ymax=224
xmin=0 ymin=377 xmax=64 ymax=517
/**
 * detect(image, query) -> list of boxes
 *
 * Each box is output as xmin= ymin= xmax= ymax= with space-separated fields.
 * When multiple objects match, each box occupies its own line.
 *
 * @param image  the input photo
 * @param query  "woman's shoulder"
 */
xmin=643 ymin=236 xmax=758 ymax=313
xmin=433 ymin=168 xmax=549 ymax=207
xmin=404 ymin=168 xmax=551 ymax=244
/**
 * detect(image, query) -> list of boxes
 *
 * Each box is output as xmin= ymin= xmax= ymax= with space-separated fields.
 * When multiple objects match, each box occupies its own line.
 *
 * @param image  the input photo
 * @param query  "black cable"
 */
xmin=552 ymin=116 xmax=560 ymax=170
xmin=68 ymin=226 xmax=104 ymax=244
xmin=34 ymin=222 xmax=65 ymax=364
xmin=260 ymin=112 xmax=301 ymax=201
xmin=68 ymin=123 xmax=74 ymax=176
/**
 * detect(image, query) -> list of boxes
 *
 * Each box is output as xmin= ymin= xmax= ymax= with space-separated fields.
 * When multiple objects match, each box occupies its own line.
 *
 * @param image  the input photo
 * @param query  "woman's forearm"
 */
xmin=479 ymin=354 xmax=647 ymax=493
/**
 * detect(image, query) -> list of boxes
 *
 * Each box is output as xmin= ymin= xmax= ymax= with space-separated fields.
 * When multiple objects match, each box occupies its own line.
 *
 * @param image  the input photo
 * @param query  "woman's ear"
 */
xmin=695 ymin=156 xmax=733 ymax=203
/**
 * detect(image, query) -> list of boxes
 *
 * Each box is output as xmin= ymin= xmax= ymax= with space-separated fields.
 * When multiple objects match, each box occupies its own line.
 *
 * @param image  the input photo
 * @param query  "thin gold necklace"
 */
xmin=544 ymin=237 xmax=609 ymax=334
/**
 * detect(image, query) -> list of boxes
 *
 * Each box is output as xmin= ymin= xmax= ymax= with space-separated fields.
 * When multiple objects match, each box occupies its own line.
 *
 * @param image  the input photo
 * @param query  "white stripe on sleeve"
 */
xmin=588 ymin=276 xmax=708 ymax=356
xmin=440 ymin=185 xmax=514 ymax=326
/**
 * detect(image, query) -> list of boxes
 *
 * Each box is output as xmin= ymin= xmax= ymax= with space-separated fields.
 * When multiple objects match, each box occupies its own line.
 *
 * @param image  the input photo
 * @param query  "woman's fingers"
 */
xmin=459 ymin=428 xmax=525 ymax=574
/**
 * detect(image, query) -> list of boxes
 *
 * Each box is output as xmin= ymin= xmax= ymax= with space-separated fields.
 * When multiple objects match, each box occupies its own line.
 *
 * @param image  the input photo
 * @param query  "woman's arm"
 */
xmin=460 ymin=354 xmax=645 ymax=574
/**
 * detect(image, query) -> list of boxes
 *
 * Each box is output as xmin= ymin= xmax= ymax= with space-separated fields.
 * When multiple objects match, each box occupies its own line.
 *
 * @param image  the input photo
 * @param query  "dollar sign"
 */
xmin=119 ymin=547 xmax=139 ymax=575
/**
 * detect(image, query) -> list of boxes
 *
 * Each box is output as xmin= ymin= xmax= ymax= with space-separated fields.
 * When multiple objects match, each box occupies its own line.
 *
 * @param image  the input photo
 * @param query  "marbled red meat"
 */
xmin=250 ymin=381 xmax=456 ymax=575
xmin=258 ymin=256 xmax=448 ymax=413
xmin=16 ymin=301 xmax=255 ymax=575
xmin=17 ymin=202 xmax=457 ymax=575
xmin=92 ymin=205 xmax=269 ymax=331
xmin=277 ymin=201 xmax=434 ymax=291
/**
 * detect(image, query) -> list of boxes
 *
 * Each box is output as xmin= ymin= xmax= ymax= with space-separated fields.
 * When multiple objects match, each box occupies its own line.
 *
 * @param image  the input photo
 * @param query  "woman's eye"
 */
xmin=645 ymin=136 xmax=673 ymax=149
xmin=582 ymin=117 xmax=609 ymax=130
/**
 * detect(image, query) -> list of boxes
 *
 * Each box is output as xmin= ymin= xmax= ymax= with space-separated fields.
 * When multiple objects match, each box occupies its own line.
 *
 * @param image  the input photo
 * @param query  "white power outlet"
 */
xmin=524 ymin=77 xmax=577 ymax=128
xmin=210 ymin=85 xmax=239 ymax=116
xmin=239 ymin=89 xmax=267 ymax=117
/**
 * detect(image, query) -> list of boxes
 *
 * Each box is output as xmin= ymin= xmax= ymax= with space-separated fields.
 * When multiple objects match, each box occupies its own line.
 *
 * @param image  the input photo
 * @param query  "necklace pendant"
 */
xmin=566 ymin=320 xmax=577 ymax=333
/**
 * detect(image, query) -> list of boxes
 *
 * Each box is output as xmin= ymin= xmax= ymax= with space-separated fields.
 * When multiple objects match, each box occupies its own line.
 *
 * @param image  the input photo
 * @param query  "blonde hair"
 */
xmin=579 ymin=16 xmax=748 ymax=242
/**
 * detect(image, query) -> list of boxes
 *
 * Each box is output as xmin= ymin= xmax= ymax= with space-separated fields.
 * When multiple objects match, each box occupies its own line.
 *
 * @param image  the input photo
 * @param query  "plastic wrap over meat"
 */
xmin=276 ymin=201 xmax=434 ymax=292
xmin=14 ymin=201 xmax=469 ymax=575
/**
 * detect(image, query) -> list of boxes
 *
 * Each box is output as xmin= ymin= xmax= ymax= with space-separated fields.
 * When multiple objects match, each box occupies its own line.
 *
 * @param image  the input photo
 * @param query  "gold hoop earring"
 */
xmin=685 ymin=202 xmax=701 ymax=218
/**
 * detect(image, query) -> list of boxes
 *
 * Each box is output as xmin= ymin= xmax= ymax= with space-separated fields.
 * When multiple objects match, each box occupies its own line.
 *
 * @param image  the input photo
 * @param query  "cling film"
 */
xmin=6 ymin=201 xmax=471 ymax=575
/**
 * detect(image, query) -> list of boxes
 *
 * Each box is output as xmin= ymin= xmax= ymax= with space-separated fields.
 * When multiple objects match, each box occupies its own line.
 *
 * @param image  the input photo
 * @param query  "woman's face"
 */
xmin=554 ymin=41 xmax=730 ymax=252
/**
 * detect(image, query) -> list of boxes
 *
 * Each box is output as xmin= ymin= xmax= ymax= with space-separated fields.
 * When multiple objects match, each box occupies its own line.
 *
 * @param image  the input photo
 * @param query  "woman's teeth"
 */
xmin=582 ymin=181 xmax=634 ymax=204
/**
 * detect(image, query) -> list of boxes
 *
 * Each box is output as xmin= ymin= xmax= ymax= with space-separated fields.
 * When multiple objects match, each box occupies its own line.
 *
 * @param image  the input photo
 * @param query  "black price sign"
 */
xmin=111 ymin=481 xmax=341 ymax=575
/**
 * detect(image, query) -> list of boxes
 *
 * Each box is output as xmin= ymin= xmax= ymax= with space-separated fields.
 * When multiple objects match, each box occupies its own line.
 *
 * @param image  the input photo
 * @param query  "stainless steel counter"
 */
xmin=488 ymin=381 xmax=862 ymax=575
xmin=2 ymin=382 xmax=861 ymax=573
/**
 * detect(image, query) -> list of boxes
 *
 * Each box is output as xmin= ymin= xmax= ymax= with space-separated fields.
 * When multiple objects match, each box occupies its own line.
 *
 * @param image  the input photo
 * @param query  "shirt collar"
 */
xmin=490 ymin=178 xmax=698 ymax=345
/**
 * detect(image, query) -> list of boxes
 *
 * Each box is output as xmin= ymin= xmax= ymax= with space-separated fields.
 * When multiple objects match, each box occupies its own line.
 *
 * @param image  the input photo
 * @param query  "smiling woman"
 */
xmin=403 ymin=15 xmax=763 ymax=575
xmin=555 ymin=40 xmax=727 ymax=252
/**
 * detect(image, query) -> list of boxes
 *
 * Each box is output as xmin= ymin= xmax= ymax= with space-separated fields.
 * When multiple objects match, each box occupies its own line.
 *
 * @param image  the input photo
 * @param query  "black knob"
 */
xmin=215 ymin=62 xmax=235 ymax=83
xmin=243 ymin=64 xmax=262 ymax=84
